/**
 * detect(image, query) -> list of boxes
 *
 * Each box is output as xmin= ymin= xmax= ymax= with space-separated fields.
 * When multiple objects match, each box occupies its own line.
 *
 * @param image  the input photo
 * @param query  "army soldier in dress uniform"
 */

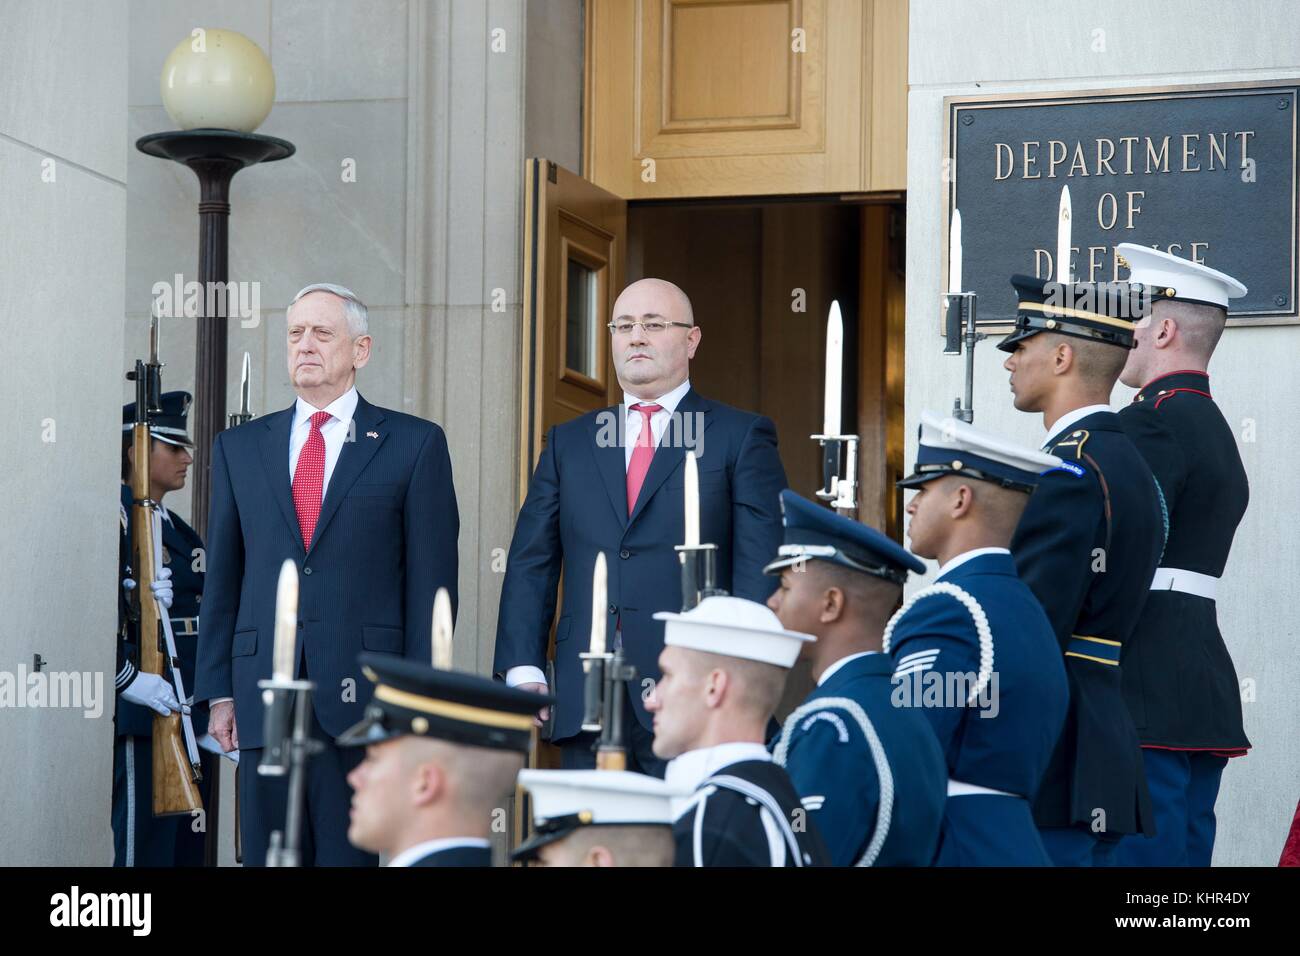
xmin=645 ymin=596 xmax=829 ymax=867
xmin=999 ymin=276 xmax=1165 ymax=866
xmin=890 ymin=412 xmax=1071 ymax=865
xmin=1109 ymin=245 xmax=1251 ymax=867
xmin=338 ymin=653 xmax=551 ymax=867
xmin=512 ymin=770 xmax=688 ymax=867
xmin=764 ymin=490 xmax=946 ymax=867
xmin=115 ymin=391 xmax=214 ymax=866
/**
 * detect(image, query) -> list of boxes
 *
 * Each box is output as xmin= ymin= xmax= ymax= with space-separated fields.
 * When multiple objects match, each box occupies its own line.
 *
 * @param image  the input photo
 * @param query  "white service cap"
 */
xmin=1116 ymin=243 xmax=1247 ymax=310
xmin=654 ymin=595 xmax=814 ymax=669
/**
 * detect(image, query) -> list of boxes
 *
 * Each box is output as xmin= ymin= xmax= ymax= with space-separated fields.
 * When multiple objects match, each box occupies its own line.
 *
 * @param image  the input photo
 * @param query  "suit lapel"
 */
xmin=309 ymin=396 xmax=387 ymax=554
xmin=259 ymin=405 xmax=302 ymax=549
xmin=627 ymin=389 xmax=712 ymax=527
xmin=588 ymin=409 xmax=629 ymax=531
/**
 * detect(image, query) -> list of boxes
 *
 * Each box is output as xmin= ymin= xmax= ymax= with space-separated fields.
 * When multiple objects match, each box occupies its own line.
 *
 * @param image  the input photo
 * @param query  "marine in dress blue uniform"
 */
xmin=648 ymin=597 xmax=830 ymax=867
xmin=889 ymin=412 xmax=1071 ymax=865
xmin=114 ymin=392 xmax=214 ymax=866
xmin=1000 ymin=276 xmax=1165 ymax=866
xmin=337 ymin=653 xmax=552 ymax=868
xmin=764 ymin=490 xmax=946 ymax=866
xmin=1110 ymin=245 xmax=1252 ymax=866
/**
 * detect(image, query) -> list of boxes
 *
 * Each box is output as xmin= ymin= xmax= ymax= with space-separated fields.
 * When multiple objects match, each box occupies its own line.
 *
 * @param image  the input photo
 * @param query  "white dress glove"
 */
xmin=121 ymin=672 xmax=185 ymax=716
xmin=122 ymin=567 xmax=174 ymax=610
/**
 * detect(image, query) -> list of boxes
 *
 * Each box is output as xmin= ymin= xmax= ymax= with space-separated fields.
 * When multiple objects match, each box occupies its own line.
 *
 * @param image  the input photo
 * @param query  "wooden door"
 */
xmin=519 ymin=159 xmax=627 ymax=494
xmin=585 ymin=0 xmax=909 ymax=199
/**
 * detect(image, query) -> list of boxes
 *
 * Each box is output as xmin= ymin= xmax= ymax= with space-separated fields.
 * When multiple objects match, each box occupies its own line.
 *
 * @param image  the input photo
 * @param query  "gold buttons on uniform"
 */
xmin=412 ymin=716 xmax=429 ymax=734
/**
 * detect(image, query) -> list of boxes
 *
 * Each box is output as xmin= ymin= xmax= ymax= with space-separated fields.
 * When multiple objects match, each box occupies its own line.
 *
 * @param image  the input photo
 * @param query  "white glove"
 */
xmin=121 ymin=672 xmax=185 ymax=717
xmin=121 ymin=568 xmax=174 ymax=611
xmin=198 ymin=733 xmax=240 ymax=765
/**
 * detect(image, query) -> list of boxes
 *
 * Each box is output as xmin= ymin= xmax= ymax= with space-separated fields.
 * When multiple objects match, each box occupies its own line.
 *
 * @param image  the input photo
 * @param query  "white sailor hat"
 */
xmin=511 ymin=770 xmax=691 ymax=861
xmin=1116 ymin=243 xmax=1247 ymax=310
xmin=654 ymin=595 xmax=814 ymax=669
xmin=899 ymin=411 xmax=1069 ymax=493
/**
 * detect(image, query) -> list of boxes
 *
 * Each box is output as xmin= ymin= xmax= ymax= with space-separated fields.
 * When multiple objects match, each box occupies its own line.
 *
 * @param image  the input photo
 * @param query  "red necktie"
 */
xmin=292 ymin=410 xmax=332 ymax=549
xmin=626 ymin=403 xmax=663 ymax=514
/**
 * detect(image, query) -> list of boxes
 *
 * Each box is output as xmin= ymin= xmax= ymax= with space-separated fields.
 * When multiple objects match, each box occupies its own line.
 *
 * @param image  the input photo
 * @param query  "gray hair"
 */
xmin=288 ymin=283 xmax=369 ymax=338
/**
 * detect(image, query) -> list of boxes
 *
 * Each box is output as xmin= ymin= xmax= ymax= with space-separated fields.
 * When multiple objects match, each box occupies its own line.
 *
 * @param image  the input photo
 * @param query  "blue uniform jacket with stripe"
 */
xmin=773 ymin=652 xmax=946 ymax=866
xmin=885 ymin=552 xmax=1068 ymax=801
xmin=1010 ymin=410 xmax=1163 ymax=836
xmin=193 ymin=395 xmax=459 ymax=749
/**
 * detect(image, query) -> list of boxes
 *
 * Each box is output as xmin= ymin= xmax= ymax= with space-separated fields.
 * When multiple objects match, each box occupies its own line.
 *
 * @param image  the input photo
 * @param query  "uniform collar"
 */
xmin=622 ymin=378 xmax=692 ymax=417
xmin=1044 ymin=403 xmax=1113 ymax=448
xmin=665 ymin=741 xmax=770 ymax=794
xmin=1134 ymin=369 xmax=1211 ymax=404
xmin=937 ymin=547 xmax=1010 ymax=579
xmin=293 ymin=385 xmax=359 ymax=430
xmin=386 ymin=836 xmax=490 ymax=868
xmin=817 ymin=650 xmax=878 ymax=687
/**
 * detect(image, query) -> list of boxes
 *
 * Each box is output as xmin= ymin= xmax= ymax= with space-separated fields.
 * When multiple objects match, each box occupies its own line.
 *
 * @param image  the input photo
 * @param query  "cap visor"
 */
xmin=896 ymin=471 xmax=941 ymax=490
xmin=334 ymin=714 xmax=395 ymax=748
xmin=510 ymin=828 xmax=569 ymax=863
xmin=996 ymin=328 xmax=1037 ymax=353
xmin=762 ymin=555 xmax=804 ymax=575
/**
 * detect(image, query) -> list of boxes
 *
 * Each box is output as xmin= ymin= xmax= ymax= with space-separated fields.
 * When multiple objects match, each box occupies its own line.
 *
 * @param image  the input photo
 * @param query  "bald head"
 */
xmin=610 ymin=278 xmax=700 ymax=400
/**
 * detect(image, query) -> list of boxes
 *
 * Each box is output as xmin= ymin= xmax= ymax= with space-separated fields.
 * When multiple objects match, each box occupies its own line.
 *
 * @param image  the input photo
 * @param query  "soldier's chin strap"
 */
xmin=151 ymin=506 xmax=202 ymax=772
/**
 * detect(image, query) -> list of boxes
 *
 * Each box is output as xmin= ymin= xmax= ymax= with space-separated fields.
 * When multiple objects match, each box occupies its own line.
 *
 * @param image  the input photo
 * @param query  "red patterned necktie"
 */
xmin=292 ymin=410 xmax=332 ymax=549
xmin=626 ymin=402 xmax=663 ymax=514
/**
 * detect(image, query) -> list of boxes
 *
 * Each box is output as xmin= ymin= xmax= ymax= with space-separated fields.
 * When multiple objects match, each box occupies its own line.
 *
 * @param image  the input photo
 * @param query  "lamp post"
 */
xmin=135 ymin=28 xmax=294 ymax=867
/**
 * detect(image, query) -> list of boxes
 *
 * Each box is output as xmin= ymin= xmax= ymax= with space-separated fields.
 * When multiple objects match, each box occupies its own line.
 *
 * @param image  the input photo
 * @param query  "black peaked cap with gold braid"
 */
xmin=998 ymin=274 xmax=1158 ymax=352
xmin=336 ymin=653 xmax=553 ymax=753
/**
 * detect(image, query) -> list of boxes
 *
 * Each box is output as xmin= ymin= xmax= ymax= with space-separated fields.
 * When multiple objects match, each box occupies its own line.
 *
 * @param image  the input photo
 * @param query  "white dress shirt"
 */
xmin=816 ymin=650 xmax=878 ymax=687
xmin=288 ymin=386 xmax=360 ymax=493
xmin=386 ymin=836 xmax=491 ymax=868
xmin=937 ymin=546 xmax=1011 ymax=580
xmin=1043 ymin=403 xmax=1112 ymax=448
xmin=504 ymin=379 xmax=694 ymax=690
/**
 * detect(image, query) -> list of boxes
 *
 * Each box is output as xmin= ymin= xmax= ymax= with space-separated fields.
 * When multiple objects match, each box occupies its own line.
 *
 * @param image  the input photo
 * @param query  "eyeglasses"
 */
xmin=607 ymin=320 xmax=694 ymax=336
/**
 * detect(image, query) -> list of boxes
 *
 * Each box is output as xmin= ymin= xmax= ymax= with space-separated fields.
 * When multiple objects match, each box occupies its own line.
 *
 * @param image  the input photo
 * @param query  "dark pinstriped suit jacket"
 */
xmin=194 ymin=394 xmax=459 ymax=749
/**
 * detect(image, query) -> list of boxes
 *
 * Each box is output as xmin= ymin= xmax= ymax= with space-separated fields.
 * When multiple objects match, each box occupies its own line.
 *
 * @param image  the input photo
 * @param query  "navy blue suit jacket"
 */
xmin=493 ymin=388 xmax=787 ymax=741
xmin=775 ymin=652 xmax=947 ymax=867
xmin=194 ymin=394 xmax=459 ymax=748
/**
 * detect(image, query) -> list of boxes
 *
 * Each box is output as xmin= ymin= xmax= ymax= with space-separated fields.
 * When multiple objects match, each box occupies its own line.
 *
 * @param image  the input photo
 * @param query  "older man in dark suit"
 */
xmin=195 ymin=283 xmax=459 ymax=866
xmin=494 ymin=278 xmax=787 ymax=776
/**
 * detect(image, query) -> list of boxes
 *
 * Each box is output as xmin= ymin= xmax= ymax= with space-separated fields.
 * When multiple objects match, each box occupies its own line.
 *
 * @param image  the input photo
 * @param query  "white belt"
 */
xmin=947 ymin=779 xmax=1018 ymax=798
xmin=1150 ymin=567 xmax=1218 ymax=601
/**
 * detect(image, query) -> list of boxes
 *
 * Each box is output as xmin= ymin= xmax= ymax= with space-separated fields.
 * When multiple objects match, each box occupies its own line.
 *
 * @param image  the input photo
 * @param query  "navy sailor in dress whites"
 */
xmin=513 ymin=770 xmax=689 ymax=866
xmin=890 ymin=412 xmax=1070 ymax=865
xmin=645 ymin=596 xmax=830 ymax=867
xmin=1000 ymin=276 xmax=1165 ymax=866
xmin=1111 ymin=244 xmax=1252 ymax=867
xmin=114 ymin=391 xmax=219 ymax=866
xmin=764 ymin=490 xmax=946 ymax=866
xmin=338 ymin=654 xmax=552 ymax=867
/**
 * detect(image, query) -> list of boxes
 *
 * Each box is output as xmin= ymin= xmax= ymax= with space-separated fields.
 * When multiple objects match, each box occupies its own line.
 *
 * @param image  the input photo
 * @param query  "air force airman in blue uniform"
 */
xmin=1111 ymin=245 xmax=1252 ymax=866
xmin=765 ymin=490 xmax=947 ymax=867
xmin=115 ymin=391 xmax=213 ymax=866
xmin=889 ymin=413 xmax=1071 ymax=865
xmin=1000 ymin=276 xmax=1165 ymax=865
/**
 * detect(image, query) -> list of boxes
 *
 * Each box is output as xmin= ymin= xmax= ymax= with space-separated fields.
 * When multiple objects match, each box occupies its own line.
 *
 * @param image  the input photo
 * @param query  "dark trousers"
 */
xmin=1038 ymin=826 xmax=1120 ymax=867
xmin=112 ymin=736 xmax=214 ymax=867
xmin=557 ymin=687 xmax=666 ymax=778
xmin=238 ymin=705 xmax=377 ymax=867
xmin=1112 ymin=750 xmax=1228 ymax=867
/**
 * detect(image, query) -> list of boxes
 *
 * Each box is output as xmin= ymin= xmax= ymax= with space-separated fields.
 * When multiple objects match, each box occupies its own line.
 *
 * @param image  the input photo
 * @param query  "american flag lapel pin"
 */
xmin=366 ymin=431 xmax=379 ymax=439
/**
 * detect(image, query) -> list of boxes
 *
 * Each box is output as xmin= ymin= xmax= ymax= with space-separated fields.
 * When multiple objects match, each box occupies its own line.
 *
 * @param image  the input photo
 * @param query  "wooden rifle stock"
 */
xmin=130 ymin=421 xmax=203 ymax=816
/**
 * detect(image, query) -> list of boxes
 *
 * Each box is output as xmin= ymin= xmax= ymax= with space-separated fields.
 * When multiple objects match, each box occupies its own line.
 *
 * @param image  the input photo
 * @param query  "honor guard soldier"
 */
xmin=115 ymin=390 xmax=213 ymax=866
xmin=512 ymin=770 xmax=688 ymax=866
xmin=764 ymin=490 xmax=947 ymax=867
xmin=1110 ymin=245 xmax=1251 ymax=867
xmin=890 ymin=413 xmax=1071 ymax=865
xmin=338 ymin=653 xmax=552 ymax=867
xmin=645 ymin=596 xmax=830 ymax=866
xmin=999 ymin=276 xmax=1165 ymax=866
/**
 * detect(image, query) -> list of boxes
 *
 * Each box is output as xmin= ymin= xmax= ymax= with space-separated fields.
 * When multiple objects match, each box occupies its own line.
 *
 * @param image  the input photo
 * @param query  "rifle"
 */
xmin=125 ymin=311 xmax=203 ymax=816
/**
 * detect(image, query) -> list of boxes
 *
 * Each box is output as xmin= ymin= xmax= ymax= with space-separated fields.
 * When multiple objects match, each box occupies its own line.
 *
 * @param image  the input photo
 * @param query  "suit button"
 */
xmin=303 ymin=566 xmax=313 ymax=575
xmin=619 ymin=549 xmax=630 ymax=559
xmin=608 ymin=604 xmax=616 ymax=614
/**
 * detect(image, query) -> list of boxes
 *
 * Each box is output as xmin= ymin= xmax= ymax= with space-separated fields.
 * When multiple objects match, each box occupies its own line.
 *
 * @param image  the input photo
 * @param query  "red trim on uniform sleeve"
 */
xmin=1141 ymin=743 xmax=1250 ymax=758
